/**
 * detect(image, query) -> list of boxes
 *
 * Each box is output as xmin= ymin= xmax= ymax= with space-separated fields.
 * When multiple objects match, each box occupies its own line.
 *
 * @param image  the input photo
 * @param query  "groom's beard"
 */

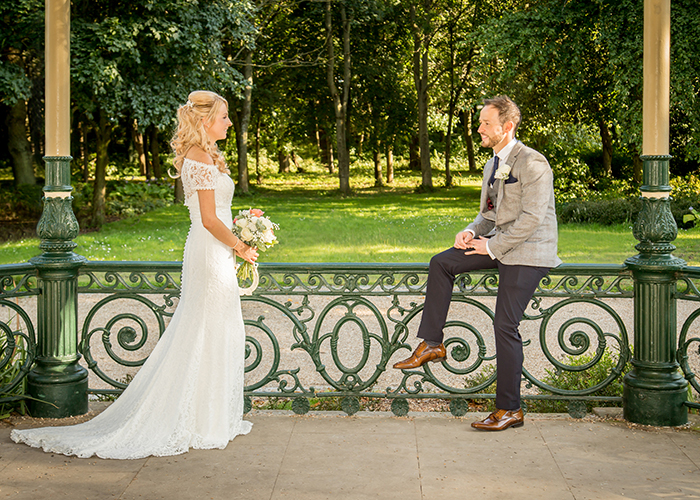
xmin=480 ymin=131 xmax=506 ymax=149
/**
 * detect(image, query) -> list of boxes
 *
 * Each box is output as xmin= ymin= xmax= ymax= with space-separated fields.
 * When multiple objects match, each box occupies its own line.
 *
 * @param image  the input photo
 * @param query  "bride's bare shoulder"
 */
xmin=184 ymin=146 xmax=214 ymax=165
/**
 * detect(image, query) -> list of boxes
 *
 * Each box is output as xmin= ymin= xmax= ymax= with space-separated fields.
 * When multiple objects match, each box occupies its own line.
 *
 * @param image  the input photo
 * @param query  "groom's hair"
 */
xmin=483 ymin=95 xmax=521 ymax=133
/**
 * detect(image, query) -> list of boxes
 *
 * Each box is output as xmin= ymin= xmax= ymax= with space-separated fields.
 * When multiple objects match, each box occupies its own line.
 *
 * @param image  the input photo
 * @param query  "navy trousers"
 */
xmin=416 ymin=247 xmax=549 ymax=410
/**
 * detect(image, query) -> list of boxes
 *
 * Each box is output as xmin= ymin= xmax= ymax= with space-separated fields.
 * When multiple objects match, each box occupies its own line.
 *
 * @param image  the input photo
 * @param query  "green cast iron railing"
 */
xmin=676 ymin=266 xmax=700 ymax=409
xmin=1 ymin=261 xmax=699 ymax=417
xmin=0 ymin=263 xmax=39 ymax=407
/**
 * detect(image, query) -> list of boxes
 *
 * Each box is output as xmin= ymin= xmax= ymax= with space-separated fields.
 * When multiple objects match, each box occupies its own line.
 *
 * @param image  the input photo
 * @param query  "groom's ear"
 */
xmin=503 ymin=120 xmax=515 ymax=134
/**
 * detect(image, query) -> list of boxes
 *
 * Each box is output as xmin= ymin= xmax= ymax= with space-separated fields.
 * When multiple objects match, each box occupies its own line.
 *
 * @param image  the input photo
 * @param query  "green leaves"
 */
xmin=0 ymin=63 xmax=32 ymax=105
xmin=69 ymin=0 xmax=255 ymax=127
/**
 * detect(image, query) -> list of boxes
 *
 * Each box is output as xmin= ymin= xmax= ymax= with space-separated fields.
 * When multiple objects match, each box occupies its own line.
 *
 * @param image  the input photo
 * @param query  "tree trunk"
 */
xmin=319 ymin=128 xmax=335 ymax=174
xmin=150 ymin=126 xmax=161 ymax=179
xmin=80 ymin=121 xmax=90 ymax=182
xmin=237 ymin=49 xmax=253 ymax=194
xmin=255 ymin=115 xmax=262 ymax=184
xmin=445 ymin=105 xmax=454 ymax=188
xmin=92 ymin=110 xmax=111 ymax=227
xmin=328 ymin=141 xmax=335 ymax=174
xmin=373 ymin=145 xmax=383 ymax=187
xmin=131 ymin=119 xmax=147 ymax=176
xmin=410 ymin=4 xmax=432 ymax=190
xmin=143 ymin=131 xmax=152 ymax=179
xmin=599 ymin=119 xmax=613 ymax=177
xmin=174 ymin=178 xmax=184 ymax=204
xmin=464 ymin=109 xmax=477 ymax=172
xmin=386 ymin=145 xmax=394 ymax=184
xmin=326 ymin=0 xmax=351 ymax=194
xmin=6 ymin=100 xmax=36 ymax=185
xmin=409 ymin=133 xmax=420 ymax=171
xmin=278 ymin=150 xmax=290 ymax=173
xmin=633 ymin=147 xmax=643 ymax=184
xmin=314 ymin=113 xmax=322 ymax=158
xmin=28 ymin=95 xmax=43 ymax=166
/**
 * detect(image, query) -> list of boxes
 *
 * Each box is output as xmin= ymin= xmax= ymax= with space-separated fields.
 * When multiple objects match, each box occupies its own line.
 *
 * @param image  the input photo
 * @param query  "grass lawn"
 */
xmin=1 ymin=161 xmax=698 ymax=266
xmin=2 ymin=189 xmax=698 ymax=267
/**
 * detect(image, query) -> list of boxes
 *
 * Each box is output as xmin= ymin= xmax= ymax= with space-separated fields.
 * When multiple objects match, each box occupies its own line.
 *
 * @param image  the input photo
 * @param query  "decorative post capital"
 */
xmin=625 ymin=155 xmax=685 ymax=271
xmin=31 ymin=156 xmax=87 ymax=267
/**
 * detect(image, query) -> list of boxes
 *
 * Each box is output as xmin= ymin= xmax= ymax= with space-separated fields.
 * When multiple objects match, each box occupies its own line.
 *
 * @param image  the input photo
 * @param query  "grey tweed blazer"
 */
xmin=466 ymin=141 xmax=562 ymax=268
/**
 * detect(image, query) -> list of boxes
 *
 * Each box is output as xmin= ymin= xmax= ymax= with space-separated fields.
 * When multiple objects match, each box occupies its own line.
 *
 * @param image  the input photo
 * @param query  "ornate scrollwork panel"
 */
xmin=678 ymin=308 xmax=700 ymax=394
xmin=524 ymin=297 xmax=630 ymax=396
xmin=0 ymin=299 xmax=36 ymax=399
xmin=80 ymin=294 xmax=175 ymax=389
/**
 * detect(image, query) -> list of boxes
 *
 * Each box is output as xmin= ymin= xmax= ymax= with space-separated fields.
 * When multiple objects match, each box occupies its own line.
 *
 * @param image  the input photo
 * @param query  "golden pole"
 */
xmin=45 ymin=0 xmax=71 ymax=156
xmin=642 ymin=0 xmax=670 ymax=158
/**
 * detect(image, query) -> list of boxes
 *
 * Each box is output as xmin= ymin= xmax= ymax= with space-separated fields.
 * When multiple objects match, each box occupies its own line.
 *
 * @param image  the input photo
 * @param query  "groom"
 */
xmin=393 ymin=95 xmax=561 ymax=431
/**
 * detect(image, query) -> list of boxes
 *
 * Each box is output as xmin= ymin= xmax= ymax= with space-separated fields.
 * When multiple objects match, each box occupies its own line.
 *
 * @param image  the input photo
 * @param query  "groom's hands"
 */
xmin=455 ymin=230 xmax=489 ymax=256
xmin=464 ymin=237 xmax=489 ymax=256
xmin=454 ymin=230 xmax=473 ymax=250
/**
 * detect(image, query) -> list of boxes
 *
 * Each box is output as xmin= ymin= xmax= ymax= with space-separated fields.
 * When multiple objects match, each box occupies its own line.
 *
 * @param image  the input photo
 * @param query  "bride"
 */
xmin=11 ymin=90 xmax=258 ymax=459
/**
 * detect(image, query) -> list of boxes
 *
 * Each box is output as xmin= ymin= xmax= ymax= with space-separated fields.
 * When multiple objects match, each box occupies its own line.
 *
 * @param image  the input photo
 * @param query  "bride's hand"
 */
xmin=236 ymin=242 xmax=258 ymax=264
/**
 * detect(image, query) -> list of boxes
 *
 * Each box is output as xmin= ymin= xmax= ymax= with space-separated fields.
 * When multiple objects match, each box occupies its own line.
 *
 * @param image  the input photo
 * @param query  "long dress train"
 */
xmin=11 ymin=158 xmax=252 ymax=459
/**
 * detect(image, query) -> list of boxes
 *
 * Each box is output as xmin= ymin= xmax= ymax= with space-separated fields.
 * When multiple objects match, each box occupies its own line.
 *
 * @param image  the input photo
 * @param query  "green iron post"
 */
xmin=27 ymin=0 xmax=89 ymax=418
xmin=623 ymin=0 xmax=687 ymax=426
xmin=27 ymin=156 xmax=88 ymax=417
xmin=624 ymin=156 xmax=687 ymax=426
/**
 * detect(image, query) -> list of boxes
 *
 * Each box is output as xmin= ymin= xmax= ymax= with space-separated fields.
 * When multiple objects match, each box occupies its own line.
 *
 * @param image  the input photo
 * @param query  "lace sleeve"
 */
xmin=181 ymin=159 xmax=216 ymax=200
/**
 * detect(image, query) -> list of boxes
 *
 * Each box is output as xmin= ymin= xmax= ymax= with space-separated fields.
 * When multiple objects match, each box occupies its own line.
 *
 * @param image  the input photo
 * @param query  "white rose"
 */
xmin=494 ymin=163 xmax=511 ymax=180
xmin=262 ymin=230 xmax=276 ymax=244
xmin=235 ymin=218 xmax=246 ymax=228
xmin=240 ymin=227 xmax=254 ymax=242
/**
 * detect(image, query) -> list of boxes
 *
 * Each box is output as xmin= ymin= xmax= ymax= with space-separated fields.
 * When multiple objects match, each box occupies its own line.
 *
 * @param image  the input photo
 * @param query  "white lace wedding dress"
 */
xmin=11 ymin=159 xmax=252 ymax=459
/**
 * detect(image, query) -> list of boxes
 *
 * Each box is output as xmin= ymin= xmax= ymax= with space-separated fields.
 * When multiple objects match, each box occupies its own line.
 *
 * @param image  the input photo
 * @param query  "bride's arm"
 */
xmin=197 ymin=190 xmax=258 ymax=264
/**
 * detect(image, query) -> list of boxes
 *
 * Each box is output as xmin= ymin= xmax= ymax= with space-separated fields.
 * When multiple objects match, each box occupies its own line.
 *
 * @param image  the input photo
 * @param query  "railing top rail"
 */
xmin=0 ymin=262 xmax=39 ymax=297
xmin=679 ymin=265 xmax=700 ymax=279
xmin=0 ymin=262 xmax=37 ymax=275
xmin=76 ymin=261 xmax=630 ymax=273
xmin=69 ymin=261 xmax=635 ymax=297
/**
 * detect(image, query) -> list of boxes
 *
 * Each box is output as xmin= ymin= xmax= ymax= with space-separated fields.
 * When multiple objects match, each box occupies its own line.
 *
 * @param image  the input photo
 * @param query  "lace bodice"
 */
xmin=181 ymin=158 xmax=234 ymax=212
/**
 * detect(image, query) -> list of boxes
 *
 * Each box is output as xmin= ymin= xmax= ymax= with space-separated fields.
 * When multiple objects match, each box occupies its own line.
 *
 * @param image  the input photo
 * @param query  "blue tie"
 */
xmin=489 ymin=155 xmax=500 ymax=187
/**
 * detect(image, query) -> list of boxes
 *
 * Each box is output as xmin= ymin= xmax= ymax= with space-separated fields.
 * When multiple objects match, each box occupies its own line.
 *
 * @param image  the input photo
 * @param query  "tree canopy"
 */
xmin=0 ymin=0 xmax=698 ymax=206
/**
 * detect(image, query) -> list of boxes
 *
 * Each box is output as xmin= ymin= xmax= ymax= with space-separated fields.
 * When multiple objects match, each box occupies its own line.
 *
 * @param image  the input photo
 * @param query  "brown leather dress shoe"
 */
xmin=471 ymin=408 xmax=524 ymax=431
xmin=393 ymin=341 xmax=446 ymax=369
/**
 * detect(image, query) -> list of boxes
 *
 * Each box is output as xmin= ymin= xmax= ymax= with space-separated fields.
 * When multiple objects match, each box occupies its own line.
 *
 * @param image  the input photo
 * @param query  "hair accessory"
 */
xmin=185 ymin=100 xmax=194 ymax=108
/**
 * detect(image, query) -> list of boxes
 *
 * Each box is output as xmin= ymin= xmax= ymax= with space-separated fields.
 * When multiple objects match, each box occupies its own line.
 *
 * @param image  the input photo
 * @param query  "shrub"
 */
xmin=463 ymin=349 xmax=630 ymax=414
xmin=558 ymin=198 xmax=641 ymax=225
xmin=558 ymin=194 xmax=700 ymax=227
xmin=527 ymin=349 xmax=631 ymax=413
xmin=0 ymin=183 xmax=44 ymax=220
xmin=463 ymin=364 xmax=497 ymax=412
xmin=105 ymin=179 xmax=175 ymax=217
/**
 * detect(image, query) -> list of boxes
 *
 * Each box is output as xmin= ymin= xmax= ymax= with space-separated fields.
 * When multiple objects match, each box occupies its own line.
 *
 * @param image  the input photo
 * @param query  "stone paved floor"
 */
xmin=1 ymin=409 xmax=699 ymax=500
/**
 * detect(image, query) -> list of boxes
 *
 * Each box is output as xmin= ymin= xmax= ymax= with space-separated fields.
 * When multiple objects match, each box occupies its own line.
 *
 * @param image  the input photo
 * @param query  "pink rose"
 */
xmin=250 ymin=208 xmax=264 ymax=217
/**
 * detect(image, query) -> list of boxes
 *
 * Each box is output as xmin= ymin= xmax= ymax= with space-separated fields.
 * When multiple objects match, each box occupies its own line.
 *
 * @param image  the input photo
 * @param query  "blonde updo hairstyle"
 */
xmin=170 ymin=90 xmax=230 ymax=177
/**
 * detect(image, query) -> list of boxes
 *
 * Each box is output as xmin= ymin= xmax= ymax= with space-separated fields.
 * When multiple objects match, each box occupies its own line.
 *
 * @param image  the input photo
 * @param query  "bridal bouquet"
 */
xmin=232 ymin=208 xmax=279 ymax=293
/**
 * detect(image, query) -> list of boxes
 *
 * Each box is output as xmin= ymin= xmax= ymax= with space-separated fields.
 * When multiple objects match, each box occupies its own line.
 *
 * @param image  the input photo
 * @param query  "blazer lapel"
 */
xmin=495 ymin=142 xmax=524 ymax=212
